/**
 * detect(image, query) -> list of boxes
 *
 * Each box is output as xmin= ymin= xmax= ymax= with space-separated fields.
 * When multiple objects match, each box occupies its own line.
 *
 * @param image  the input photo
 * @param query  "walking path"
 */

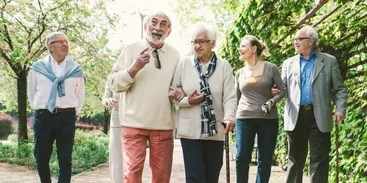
xmin=0 ymin=139 xmax=309 ymax=182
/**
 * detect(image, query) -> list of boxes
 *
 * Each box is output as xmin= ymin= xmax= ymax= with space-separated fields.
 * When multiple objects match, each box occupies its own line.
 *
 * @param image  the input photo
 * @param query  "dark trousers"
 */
xmin=286 ymin=109 xmax=330 ymax=183
xmin=180 ymin=138 xmax=223 ymax=183
xmin=235 ymin=118 xmax=279 ymax=183
xmin=33 ymin=110 xmax=76 ymax=183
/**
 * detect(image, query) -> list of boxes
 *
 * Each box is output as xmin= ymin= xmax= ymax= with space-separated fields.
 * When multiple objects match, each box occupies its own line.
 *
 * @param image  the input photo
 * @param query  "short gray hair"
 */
xmin=299 ymin=25 xmax=319 ymax=46
xmin=143 ymin=10 xmax=172 ymax=28
xmin=190 ymin=22 xmax=217 ymax=41
xmin=45 ymin=32 xmax=67 ymax=53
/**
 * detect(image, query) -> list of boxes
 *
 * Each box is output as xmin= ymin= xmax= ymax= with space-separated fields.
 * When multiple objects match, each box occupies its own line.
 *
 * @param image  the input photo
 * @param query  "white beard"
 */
xmin=145 ymin=30 xmax=167 ymax=45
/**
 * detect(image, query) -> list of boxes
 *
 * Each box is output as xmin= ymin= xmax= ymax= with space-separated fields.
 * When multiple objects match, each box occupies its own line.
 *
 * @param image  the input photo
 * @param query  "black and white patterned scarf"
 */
xmin=194 ymin=51 xmax=218 ymax=137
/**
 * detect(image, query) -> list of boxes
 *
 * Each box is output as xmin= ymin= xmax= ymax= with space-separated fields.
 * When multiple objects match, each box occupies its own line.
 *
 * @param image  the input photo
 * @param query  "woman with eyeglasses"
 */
xmin=169 ymin=22 xmax=237 ymax=183
xmin=235 ymin=35 xmax=285 ymax=183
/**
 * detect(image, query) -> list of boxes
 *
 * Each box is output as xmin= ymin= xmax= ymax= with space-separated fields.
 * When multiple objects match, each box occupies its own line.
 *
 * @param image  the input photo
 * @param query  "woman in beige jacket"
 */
xmin=102 ymin=75 xmax=122 ymax=183
xmin=170 ymin=22 xmax=237 ymax=183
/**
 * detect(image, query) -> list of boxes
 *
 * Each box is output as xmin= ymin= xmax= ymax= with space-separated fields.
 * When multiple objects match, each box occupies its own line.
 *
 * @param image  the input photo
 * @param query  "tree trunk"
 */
xmin=17 ymin=70 xmax=28 ymax=144
xmin=103 ymin=107 xmax=110 ymax=134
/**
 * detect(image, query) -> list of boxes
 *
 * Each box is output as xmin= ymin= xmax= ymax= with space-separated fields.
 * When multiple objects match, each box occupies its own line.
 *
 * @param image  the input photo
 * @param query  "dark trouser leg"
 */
xmin=203 ymin=140 xmax=223 ymax=183
xmin=309 ymin=122 xmax=330 ymax=183
xmin=256 ymin=118 xmax=279 ymax=183
xmin=181 ymin=138 xmax=206 ymax=183
xmin=236 ymin=118 xmax=257 ymax=183
xmin=33 ymin=110 xmax=55 ymax=183
xmin=55 ymin=111 xmax=76 ymax=183
xmin=286 ymin=110 xmax=312 ymax=183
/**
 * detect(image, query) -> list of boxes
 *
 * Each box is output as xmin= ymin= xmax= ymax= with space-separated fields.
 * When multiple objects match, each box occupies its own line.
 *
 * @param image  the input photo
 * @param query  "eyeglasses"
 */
xmin=191 ymin=39 xmax=211 ymax=46
xmin=50 ymin=40 xmax=69 ymax=45
xmin=293 ymin=37 xmax=310 ymax=42
xmin=152 ymin=49 xmax=161 ymax=69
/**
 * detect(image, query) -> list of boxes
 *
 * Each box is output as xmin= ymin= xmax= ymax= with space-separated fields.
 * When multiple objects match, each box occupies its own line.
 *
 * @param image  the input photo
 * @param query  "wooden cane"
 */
xmin=221 ymin=122 xmax=230 ymax=183
xmin=335 ymin=122 xmax=339 ymax=183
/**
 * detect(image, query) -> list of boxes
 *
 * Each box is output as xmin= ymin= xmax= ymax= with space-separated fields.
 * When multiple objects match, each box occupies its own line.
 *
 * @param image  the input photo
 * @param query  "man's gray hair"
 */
xmin=45 ymin=32 xmax=67 ymax=53
xmin=143 ymin=10 xmax=172 ymax=28
xmin=190 ymin=22 xmax=217 ymax=41
xmin=300 ymin=25 xmax=319 ymax=46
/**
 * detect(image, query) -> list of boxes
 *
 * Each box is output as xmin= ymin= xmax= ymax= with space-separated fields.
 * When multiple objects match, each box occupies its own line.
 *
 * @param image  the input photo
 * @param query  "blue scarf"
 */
xmin=31 ymin=55 xmax=84 ymax=112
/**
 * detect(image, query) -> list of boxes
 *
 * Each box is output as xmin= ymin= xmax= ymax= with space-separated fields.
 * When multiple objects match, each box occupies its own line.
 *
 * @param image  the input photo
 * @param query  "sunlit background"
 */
xmin=106 ymin=0 xmax=192 ymax=56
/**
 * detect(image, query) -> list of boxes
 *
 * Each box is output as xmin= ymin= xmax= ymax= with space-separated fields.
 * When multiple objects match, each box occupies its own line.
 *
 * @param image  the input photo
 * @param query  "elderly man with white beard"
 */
xmin=109 ymin=10 xmax=180 ymax=183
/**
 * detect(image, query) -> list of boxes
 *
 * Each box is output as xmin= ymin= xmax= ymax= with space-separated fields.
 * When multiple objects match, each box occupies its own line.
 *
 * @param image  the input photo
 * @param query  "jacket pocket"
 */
xmin=177 ymin=117 xmax=196 ymax=138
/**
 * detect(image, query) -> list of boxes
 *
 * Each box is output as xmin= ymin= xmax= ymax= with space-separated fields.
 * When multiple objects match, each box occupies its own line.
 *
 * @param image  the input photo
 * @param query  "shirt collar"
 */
xmin=50 ymin=55 xmax=66 ymax=66
xmin=299 ymin=49 xmax=317 ymax=60
xmin=142 ymin=39 xmax=167 ymax=54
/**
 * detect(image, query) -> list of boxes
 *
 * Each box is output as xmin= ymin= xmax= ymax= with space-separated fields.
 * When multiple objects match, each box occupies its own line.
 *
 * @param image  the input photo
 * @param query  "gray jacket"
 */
xmin=282 ymin=52 xmax=348 ymax=132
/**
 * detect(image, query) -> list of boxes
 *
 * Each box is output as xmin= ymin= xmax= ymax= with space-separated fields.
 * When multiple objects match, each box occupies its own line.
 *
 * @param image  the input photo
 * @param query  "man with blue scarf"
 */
xmin=28 ymin=32 xmax=85 ymax=183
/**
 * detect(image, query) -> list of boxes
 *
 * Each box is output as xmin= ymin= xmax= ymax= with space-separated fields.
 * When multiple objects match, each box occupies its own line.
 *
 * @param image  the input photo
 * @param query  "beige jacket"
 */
xmin=110 ymin=39 xmax=180 ymax=130
xmin=171 ymin=55 xmax=237 ymax=141
xmin=102 ymin=76 xmax=120 ymax=127
xmin=282 ymin=52 xmax=348 ymax=132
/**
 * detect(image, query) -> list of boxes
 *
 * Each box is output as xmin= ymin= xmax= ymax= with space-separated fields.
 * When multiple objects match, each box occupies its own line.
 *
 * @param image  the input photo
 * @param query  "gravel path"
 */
xmin=0 ymin=139 xmax=309 ymax=182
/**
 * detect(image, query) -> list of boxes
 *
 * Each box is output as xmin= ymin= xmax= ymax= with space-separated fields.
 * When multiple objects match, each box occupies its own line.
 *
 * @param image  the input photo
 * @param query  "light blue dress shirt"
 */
xmin=300 ymin=51 xmax=316 ymax=105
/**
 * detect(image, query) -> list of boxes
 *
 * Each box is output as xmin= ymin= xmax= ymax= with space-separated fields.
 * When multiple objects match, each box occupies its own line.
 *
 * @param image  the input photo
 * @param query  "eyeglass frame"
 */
xmin=191 ymin=39 xmax=211 ymax=46
xmin=50 ymin=40 xmax=69 ymax=45
xmin=293 ymin=37 xmax=310 ymax=42
xmin=152 ymin=49 xmax=161 ymax=69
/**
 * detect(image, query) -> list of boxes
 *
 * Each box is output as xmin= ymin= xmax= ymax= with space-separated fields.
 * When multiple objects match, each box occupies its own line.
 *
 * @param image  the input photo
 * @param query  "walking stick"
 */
xmin=221 ymin=122 xmax=230 ymax=183
xmin=335 ymin=122 xmax=339 ymax=183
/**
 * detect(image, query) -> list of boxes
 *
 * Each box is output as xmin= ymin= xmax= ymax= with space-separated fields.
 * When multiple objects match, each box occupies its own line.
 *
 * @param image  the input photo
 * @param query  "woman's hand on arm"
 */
xmin=169 ymin=87 xmax=185 ymax=101
xmin=104 ymin=98 xmax=118 ymax=109
xmin=187 ymin=90 xmax=204 ymax=105
xmin=271 ymin=84 xmax=280 ymax=96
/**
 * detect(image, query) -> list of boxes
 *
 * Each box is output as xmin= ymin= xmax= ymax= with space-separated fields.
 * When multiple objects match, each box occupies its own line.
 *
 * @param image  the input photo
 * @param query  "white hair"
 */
xmin=45 ymin=32 xmax=67 ymax=53
xmin=300 ymin=25 xmax=319 ymax=46
xmin=190 ymin=22 xmax=217 ymax=41
xmin=143 ymin=10 xmax=172 ymax=28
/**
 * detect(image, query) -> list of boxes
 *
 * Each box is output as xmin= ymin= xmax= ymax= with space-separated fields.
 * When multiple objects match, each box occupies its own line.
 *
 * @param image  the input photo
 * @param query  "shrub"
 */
xmin=7 ymin=134 xmax=18 ymax=143
xmin=0 ymin=129 xmax=109 ymax=176
xmin=75 ymin=123 xmax=98 ymax=131
xmin=7 ymin=128 xmax=34 ymax=143
xmin=0 ymin=114 xmax=13 ymax=138
xmin=0 ymin=142 xmax=35 ymax=167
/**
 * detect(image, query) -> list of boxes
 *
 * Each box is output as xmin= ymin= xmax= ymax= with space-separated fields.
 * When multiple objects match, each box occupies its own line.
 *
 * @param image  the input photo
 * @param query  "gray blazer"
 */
xmin=282 ymin=52 xmax=348 ymax=132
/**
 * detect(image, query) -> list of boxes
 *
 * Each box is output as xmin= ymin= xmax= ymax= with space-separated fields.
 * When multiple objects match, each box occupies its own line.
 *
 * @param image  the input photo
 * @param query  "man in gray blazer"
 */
xmin=281 ymin=25 xmax=348 ymax=183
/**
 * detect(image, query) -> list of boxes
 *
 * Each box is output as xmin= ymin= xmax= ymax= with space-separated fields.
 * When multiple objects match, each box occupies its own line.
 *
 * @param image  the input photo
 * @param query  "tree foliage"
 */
xmin=174 ymin=0 xmax=241 ymax=38
xmin=219 ymin=0 xmax=367 ymax=76
xmin=0 ymin=0 xmax=119 ymax=143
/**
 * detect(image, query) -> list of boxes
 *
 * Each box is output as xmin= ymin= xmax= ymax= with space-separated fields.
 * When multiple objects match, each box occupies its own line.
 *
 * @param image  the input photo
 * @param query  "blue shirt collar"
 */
xmin=300 ymin=49 xmax=317 ymax=61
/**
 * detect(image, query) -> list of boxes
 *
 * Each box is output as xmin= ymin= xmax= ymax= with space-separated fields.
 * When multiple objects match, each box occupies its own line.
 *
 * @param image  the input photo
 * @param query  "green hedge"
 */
xmin=0 ymin=130 xmax=108 ymax=176
xmin=328 ymin=78 xmax=367 ymax=182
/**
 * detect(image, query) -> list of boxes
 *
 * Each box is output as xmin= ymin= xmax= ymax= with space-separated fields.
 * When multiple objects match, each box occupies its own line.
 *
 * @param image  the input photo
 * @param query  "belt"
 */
xmin=299 ymin=104 xmax=313 ymax=111
xmin=37 ymin=108 xmax=75 ymax=114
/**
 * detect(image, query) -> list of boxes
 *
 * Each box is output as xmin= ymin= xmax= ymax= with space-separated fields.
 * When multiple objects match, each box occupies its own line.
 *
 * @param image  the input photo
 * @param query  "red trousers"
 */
xmin=121 ymin=127 xmax=174 ymax=183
